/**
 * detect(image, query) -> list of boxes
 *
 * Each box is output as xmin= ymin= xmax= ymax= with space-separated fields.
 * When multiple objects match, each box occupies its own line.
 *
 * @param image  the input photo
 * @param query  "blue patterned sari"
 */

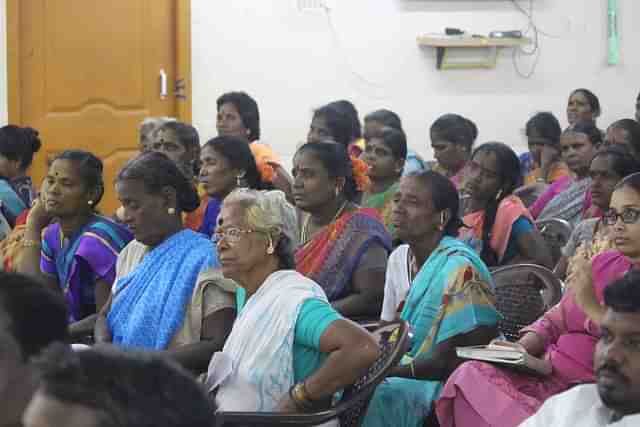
xmin=108 ymin=229 xmax=217 ymax=349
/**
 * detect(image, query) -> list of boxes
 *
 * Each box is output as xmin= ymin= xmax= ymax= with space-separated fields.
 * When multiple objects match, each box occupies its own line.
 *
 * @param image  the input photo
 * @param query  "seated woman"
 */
xmin=0 ymin=125 xmax=42 ymax=226
xmin=307 ymin=103 xmax=354 ymax=147
xmin=521 ymin=112 xmax=570 ymax=186
xmin=364 ymin=171 xmax=500 ymax=427
xmin=293 ymin=142 xmax=391 ymax=319
xmin=0 ymin=125 xmax=43 ymax=271
xmin=361 ymin=126 xmax=406 ymax=233
xmin=567 ymin=172 xmax=640 ymax=327
xmin=149 ymin=121 xmax=207 ymax=231
xmin=138 ymin=116 xmax=175 ymax=152
xmin=555 ymin=145 xmax=640 ymax=279
xmin=529 ymin=121 xmax=602 ymax=226
xmin=459 ymin=143 xmax=552 ymax=268
xmin=429 ymin=114 xmax=477 ymax=190
xmin=95 ymin=152 xmax=234 ymax=373
xmin=567 ymin=88 xmax=601 ymax=129
xmin=363 ymin=109 xmax=425 ymax=176
xmin=604 ymin=118 xmax=640 ymax=160
xmin=198 ymin=136 xmax=271 ymax=238
xmin=216 ymin=91 xmax=289 ymax=192
xmin=18 ymin=151 xmax=133 ymax=324
xmin=207 ymin=189 xmax=379 ymax=416
xmin=435 ymin=172 xmax=640 ymax=427
xmin=327 ymin=99 xmax=365 ymax=158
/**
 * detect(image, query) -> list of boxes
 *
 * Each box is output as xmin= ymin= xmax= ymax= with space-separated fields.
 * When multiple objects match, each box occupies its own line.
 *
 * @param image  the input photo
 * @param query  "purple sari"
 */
xmin=41 ymin=215 xmax=133 ymax=322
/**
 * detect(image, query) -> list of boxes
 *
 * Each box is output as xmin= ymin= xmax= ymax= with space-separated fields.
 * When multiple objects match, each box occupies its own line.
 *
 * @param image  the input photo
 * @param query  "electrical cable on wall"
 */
xmin=510 ymin=0 xmax=541 ymax=79
xmin=321 ymin=4 xmax=392 ymax=101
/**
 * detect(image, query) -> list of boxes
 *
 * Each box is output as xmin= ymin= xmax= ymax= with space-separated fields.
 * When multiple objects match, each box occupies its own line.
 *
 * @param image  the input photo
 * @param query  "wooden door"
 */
xmin=8 ymin=0 xmax=191 ymax=214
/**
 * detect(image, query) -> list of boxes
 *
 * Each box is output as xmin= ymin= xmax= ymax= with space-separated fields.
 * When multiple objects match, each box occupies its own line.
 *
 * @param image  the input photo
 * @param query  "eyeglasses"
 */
xmin=603 ymin=208 xmax=640 ymax=226
xmin=213 ymin=227 xmax=258 ymax=245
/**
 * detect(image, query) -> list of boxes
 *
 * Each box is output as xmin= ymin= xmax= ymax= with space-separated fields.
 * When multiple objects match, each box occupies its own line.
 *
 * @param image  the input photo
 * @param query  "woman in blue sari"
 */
xmin=0 ymin=125 xmax=42 ymax=225
xmin=95 ymin=152 xmax=235 ymax=373
xmin=365 ymin=171 xmax=501 ymax=427
xmin=18 ymin=151 xmax=133 ymax=326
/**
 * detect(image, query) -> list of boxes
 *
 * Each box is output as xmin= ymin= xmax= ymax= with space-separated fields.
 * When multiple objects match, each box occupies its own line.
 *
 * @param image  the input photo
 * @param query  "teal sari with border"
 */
xmin=363 ymin=236 xmax=501 ymax=427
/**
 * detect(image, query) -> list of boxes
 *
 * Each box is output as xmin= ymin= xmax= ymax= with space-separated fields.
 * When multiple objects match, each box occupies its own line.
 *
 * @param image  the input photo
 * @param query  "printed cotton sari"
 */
xmin=108 ymin=229 xmax=217 ymax=350
xmin=363 ymin=237 xmax=500 ymax=427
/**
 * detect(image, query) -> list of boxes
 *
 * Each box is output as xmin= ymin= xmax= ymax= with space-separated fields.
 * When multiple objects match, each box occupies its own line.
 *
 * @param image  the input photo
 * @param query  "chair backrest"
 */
xmin=491 ymin=264 xmax=563 ymax=341
xmin=535 ymin=218 xmax=573 ymax=266
xmin=334 ymin=320 xmax=410 ymax=427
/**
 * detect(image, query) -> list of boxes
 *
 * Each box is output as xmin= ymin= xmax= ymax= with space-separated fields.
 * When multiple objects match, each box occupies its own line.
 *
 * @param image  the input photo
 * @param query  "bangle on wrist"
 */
xmin=289 ymin=382 xmax=314 ymax=411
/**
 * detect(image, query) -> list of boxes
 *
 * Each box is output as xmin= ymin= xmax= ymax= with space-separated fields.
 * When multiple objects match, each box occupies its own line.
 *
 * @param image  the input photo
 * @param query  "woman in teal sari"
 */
xmin=365 ymin=171 xmax=501 ymax=427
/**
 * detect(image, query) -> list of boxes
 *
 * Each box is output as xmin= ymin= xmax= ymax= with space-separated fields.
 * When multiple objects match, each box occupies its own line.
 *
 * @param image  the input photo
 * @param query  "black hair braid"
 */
xmin=480 ymin=193 xmax=502 ymax=267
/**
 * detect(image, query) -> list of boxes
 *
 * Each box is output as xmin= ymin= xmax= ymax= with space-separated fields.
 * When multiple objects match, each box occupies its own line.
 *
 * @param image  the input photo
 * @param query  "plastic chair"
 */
xmin=213 ymin=320 xmax=410 ymax=427
xmin=535 ymin=218 xmax=573 ymax=266
xmin=491 ymin=264 xmax=563 ymax=341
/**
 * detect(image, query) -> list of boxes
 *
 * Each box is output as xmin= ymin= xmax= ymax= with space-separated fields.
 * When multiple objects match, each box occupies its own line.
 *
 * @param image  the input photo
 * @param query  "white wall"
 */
xmin=0 ymin=1 xmax=637 ymax=163
xmin=192 ymin=0 xmax=639 ymax=168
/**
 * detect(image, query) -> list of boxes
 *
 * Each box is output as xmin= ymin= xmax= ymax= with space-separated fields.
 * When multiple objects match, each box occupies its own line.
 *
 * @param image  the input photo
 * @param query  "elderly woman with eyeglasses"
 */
xmin=207 ymin=189 xmax=379 ymax=417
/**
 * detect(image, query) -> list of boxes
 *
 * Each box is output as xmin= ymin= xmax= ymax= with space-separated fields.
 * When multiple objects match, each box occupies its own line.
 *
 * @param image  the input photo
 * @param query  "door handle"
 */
xmin=159 ymin=69 xmax=168 ymax=99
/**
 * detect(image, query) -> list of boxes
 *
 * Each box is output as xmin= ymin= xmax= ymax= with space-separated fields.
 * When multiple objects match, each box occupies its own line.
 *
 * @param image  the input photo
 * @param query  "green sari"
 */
xmin=363 ymin=237 xmax=501 ymax=427
xmin=361 ymin=181 xmax=399 ymax=234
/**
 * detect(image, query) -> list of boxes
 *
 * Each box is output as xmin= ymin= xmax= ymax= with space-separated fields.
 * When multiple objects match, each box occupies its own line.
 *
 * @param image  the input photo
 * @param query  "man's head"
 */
xmin=595 ymin=269 xmax=640 ymax=417
xmin=23 ymin=344 xmax=214 ymax=427
xmin=0 ymin=273 xmax=68 ymax=426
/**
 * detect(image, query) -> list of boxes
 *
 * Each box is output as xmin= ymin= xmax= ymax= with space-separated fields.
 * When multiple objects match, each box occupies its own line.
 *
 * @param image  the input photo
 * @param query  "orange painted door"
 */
xmin=12 ymin=0 xmax=180 ymax=214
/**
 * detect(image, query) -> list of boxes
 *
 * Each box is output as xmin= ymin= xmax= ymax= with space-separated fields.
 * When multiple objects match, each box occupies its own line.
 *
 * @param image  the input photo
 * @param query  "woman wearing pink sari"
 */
xmin=435 ymin=172 xmax=640 ymax=427
xmin=459 ymin=143 xmax=551 ymax=268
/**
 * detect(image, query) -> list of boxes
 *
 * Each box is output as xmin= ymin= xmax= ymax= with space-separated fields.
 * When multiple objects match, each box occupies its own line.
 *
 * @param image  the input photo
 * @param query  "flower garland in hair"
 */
xmin=255 ymin=159 xmax=275 ymax=183
xmin=350 ymin=156 xmax=370 ymax=192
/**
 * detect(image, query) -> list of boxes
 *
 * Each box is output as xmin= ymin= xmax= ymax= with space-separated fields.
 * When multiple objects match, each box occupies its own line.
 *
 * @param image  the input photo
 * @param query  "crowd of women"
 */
xmin=1 ymin=86 xmax=640 ymax=426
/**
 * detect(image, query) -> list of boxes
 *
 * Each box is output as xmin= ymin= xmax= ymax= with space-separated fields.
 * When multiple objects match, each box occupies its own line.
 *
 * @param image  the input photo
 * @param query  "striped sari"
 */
xmin=295 ymin=208 xmax=391 ymax=301
xmin=363 ymin=237 xmax=500 ymax=427
xmin=41 ymin=215 xmax=133 ymax=322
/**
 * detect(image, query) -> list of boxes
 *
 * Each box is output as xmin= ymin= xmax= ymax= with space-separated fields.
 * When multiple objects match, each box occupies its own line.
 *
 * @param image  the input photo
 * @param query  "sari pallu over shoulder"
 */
xmin=108 ymin=229 xmax=217 ymax=350
xmin=295 ymin=208 xmax=391 ymax=301
xmin=211 ymin=270 xmax=329 ymax=414
xmin=41 ymin=215 xmax=133 ymax=321
xmin=363 ymin=237 xmax=500 ymax=427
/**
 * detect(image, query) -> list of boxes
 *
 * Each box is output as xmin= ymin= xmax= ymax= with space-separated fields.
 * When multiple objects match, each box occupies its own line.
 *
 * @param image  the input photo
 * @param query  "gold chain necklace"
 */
xmin=300 ymin=201 xmax=349 ymax=245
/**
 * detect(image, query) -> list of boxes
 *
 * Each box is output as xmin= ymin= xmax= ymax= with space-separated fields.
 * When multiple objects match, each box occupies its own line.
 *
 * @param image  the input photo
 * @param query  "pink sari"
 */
xmin=435 ymin=250 xmax=631 ymax=427
xmin=458 ymin=196 xmax=532 ymax=264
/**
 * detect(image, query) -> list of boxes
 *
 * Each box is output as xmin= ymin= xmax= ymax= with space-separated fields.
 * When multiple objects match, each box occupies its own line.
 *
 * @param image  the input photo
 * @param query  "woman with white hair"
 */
xmin=207 ymin=189 xmax=379 ymax=416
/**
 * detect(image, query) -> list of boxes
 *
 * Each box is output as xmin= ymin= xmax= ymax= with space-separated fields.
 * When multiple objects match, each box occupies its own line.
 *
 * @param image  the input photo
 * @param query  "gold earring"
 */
xmin=168 ymin=208 xmax=176 ymax=215
xmin=87 ymin=200 xmax=94 ymax=206
xmin=266 ymin=237 xmax=275 ymax=255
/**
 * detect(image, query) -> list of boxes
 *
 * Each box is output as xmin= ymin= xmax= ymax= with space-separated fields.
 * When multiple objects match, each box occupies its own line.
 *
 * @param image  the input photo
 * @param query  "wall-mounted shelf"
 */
xmin=417 ymin=35 xmax=532 ymax=70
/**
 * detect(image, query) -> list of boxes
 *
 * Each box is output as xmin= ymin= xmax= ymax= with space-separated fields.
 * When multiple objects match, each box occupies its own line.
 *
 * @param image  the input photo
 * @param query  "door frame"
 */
xmin=6 ymin=0 xmax=192 ymax=124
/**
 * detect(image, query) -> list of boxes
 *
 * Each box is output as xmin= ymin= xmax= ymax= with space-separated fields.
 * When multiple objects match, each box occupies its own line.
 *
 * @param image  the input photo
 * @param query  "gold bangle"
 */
xmin=22 ymin=239 xmax=41 ymax=248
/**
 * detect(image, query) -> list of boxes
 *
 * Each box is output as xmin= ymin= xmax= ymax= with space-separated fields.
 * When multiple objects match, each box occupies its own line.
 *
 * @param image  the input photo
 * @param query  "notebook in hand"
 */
xmin=456 ymin=344 xmax=552 ymax=376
